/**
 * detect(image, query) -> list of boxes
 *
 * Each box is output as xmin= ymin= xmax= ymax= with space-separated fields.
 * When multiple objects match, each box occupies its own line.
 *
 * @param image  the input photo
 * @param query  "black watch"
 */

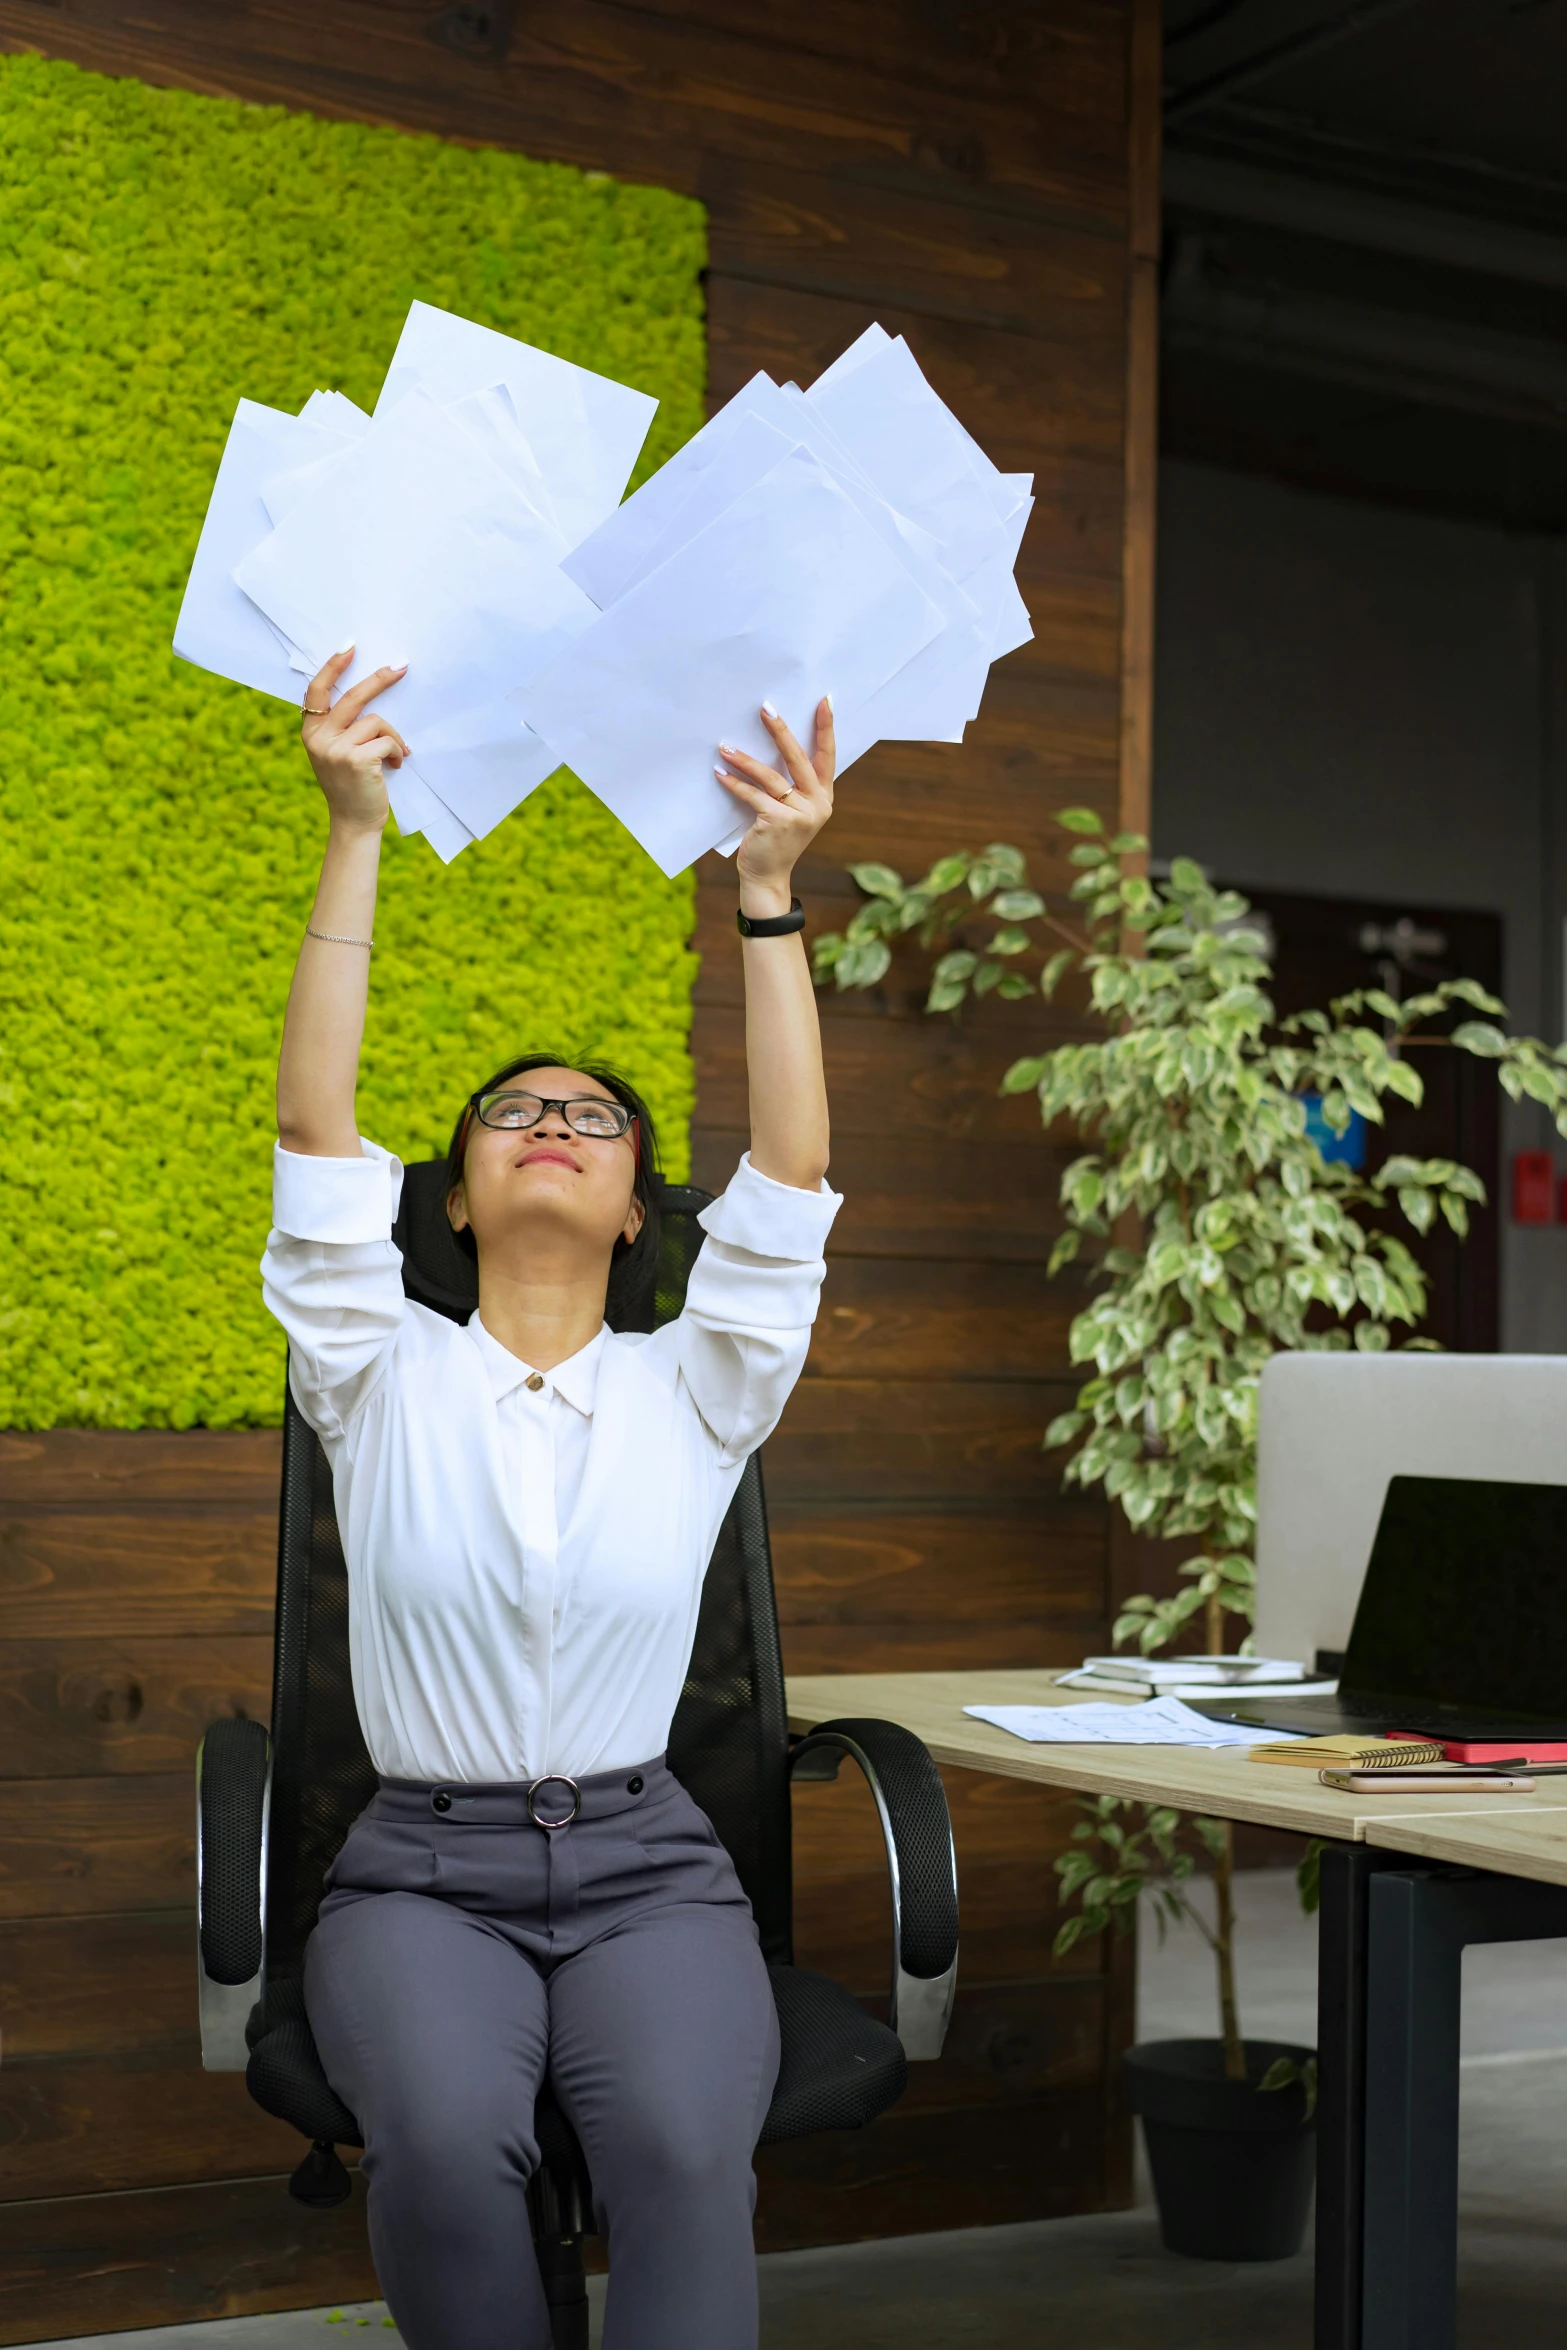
xmin=736 ymin=896 xmax=805 ymax=938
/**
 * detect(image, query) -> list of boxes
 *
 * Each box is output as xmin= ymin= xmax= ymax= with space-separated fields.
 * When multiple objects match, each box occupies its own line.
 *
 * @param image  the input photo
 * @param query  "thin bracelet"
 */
xmin=306 ymin=924 xmax=375 ymax=950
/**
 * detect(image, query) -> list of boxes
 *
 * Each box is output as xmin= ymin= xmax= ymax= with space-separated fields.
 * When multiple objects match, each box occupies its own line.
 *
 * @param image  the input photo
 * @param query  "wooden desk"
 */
xmin=787 ymin=1668 xmax=1567 ymax=2350
xmin=786 ymin=1667 xmax=1567 ymax=1844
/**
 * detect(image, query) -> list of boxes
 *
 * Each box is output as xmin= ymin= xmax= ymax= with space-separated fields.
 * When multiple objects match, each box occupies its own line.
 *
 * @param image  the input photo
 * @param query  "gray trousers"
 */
xmin=305 ymin=1760 xmax=781 ymax=2350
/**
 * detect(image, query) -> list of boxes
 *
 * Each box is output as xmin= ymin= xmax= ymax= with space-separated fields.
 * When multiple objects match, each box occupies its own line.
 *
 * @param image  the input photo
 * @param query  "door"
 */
xmin=1231 ymin=885 xmax=1502 ymax=1353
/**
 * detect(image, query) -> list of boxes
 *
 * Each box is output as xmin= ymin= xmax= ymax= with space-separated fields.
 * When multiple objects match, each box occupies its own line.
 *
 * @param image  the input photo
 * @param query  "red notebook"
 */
xmin=1389 ymin=1732 xmax=1567 ymax=1765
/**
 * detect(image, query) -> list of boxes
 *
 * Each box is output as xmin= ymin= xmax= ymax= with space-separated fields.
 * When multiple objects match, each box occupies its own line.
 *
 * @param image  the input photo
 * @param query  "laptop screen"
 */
xmin=1343 ymin=1475 xmax=1567 ymax=1719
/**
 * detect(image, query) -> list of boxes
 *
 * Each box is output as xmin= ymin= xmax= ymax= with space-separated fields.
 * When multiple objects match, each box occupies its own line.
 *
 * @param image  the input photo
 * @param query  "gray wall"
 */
xmin=1152 ymin=459 xmax=1567 ymax=1351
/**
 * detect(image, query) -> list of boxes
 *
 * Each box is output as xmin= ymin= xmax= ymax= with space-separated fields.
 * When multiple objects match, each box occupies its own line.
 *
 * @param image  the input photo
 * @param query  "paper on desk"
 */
xmin=377 ymin=300 xmax=656 ymax=551
xmin=964 ymin=1697 xmax=1304 ymax=1749
xmin=233 ymin=387 xmax=598 ymax=810
xmin=515 ymin=444 xmax=947 ymax=878
xmin=174 ymin=398 xmax=321 ymax=703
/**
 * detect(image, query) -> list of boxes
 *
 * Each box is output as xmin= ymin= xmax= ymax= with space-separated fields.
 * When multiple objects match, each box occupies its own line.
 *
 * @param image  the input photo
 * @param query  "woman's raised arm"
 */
xmin=715 ymin=698 xmax=836 ymax=1193
xmin=276 ymin=649 xmax=411 ymax=1158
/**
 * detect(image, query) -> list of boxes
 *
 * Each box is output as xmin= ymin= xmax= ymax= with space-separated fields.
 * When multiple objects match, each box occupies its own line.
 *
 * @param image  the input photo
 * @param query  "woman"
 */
xmin=262 ymin=648 xmax=840 ymax=2350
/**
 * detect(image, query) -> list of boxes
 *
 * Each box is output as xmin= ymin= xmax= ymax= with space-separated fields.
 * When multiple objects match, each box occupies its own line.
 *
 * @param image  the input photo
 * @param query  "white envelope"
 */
xmin=376 ymin=301 xmax=656 ymax=551
xmin=514 ymin=446 xmax=947 ymax=879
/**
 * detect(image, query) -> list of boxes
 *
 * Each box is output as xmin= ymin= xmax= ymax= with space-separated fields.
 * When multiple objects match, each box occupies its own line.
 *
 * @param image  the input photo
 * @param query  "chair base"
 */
xmin=539 ymin=2234 xmax=589 ymax=2350
xmin=289 ymin=2139 xmax=353 ymax=2208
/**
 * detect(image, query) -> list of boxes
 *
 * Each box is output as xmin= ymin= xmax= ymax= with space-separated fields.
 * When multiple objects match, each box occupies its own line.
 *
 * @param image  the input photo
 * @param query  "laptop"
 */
xmin=1189 ymin=1474 xmax=1567 ymax=1741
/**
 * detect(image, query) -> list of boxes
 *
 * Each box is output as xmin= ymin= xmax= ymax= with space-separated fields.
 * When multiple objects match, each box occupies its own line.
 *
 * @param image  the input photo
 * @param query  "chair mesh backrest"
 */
xmin=262 ymin=1165 xmax=795 ymax=1979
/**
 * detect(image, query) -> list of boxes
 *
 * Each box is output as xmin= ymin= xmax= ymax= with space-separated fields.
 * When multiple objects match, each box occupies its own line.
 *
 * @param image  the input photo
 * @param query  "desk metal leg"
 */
xmin=1316 ymin=1844 xmax=1402 ymax=2350
xmin=1361 ymin=1869 xmax=1567 ymax=2350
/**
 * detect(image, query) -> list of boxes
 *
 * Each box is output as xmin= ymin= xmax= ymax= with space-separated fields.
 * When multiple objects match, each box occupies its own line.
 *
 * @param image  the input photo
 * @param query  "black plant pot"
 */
xmin=1124 ymin=2038 xmax=1316 ymax=2262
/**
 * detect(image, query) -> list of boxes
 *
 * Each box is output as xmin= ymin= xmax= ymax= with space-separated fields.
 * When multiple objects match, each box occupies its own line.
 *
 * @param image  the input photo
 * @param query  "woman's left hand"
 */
xmin=717 ymin=697 xmax=835 ymax=913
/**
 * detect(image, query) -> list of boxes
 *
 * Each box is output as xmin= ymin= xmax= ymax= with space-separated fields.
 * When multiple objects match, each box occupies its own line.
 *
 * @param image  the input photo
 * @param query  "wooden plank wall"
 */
xmin=0 ymin=0 xmax=1160 ymax=2332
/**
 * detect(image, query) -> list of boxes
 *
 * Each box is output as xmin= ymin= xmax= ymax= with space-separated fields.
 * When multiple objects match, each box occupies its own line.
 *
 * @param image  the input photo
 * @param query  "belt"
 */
xmin=374 ymin=1754 xmax=669 ymax=1832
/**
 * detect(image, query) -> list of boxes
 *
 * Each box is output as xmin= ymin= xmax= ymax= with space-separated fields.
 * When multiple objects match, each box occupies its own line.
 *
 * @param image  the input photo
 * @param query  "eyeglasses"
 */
xmin=470 ymin=1089 xmax=636 ymax=1141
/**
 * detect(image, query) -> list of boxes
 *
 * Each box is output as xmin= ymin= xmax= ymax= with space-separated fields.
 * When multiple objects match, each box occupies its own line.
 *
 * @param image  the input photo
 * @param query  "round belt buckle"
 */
xmin=527 ymin=1773 xmax=581 ymax=1830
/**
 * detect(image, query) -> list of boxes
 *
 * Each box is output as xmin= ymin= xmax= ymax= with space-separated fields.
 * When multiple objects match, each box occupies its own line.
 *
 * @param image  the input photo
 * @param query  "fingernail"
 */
xmin=718 ymin=739 xmax=739 ymax=755
xmin=761 ymin=699 xmax=779 ymax=718
xmin=714 ymin=765 xmax=731 ymax=781
xmin=389 ymin=658 xmax=409 ymax=670
xmin=824 ymin=690 xmax=835 ymax=714
xmin=337 ymin=642 xmax=355 ymax=655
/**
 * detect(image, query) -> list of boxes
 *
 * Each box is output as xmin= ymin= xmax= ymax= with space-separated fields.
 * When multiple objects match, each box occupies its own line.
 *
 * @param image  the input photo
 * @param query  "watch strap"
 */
xmin=737 ymin=896 xmax=805 ymax=938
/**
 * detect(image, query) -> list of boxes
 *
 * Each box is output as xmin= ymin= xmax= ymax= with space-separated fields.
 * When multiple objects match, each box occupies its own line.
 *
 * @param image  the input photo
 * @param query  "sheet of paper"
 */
xmin=962 ymin=1697 xmax=1304 ymax=1748
xmin=173 ymin=398 xmax=319 ymax=702
xmin=569 ymin=362 xmax=991 ymax=759
xmin=446 ymin=382 xmax=561 ymax=541
xmin=377 ymin=300 xmax=656 ymax=551
xmin=413 ymin=696 xmax=561 ymax=844
xmin=298 ymin=389 xmax=370 ymax=436
xmin=259 ymin=414 xmax=373 ymax=528
xmin=807 ymin=331 xmax=1011 ymax=585
xmin=386 ymin=756 xmax=476 ymax=861
xmin=233 ymin=387 xmax=600 ymax=759
xmin=609 ymin=410 xmax=800 ymax=603
xmin=807 ymin=321 xmax=892 ymax=399
xmin=563 ymin=374 xmax=780 ymax=608
xmin=515 ymin=445 xmax=946 ymax=878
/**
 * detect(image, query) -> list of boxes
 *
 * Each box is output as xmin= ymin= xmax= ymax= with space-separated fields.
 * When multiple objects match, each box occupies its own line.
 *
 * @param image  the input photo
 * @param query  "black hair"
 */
xmin=444 ymin=1050 xmax=662 ymax=1327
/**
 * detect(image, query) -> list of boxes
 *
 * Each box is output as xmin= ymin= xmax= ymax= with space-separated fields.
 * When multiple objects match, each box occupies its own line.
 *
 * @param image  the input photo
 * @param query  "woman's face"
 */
xmin=447 ymin=1067 xmax=643 ymax=1266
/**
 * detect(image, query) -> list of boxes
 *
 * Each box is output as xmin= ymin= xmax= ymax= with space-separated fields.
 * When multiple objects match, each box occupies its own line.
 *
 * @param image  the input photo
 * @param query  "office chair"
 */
xmin=195 ymin=1164 xmax=960 ymax=2350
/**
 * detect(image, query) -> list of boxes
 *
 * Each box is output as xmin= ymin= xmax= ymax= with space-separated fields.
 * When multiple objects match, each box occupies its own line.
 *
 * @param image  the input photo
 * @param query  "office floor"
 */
xmin=20 ymin=1872 xmax=1567 ymax=2350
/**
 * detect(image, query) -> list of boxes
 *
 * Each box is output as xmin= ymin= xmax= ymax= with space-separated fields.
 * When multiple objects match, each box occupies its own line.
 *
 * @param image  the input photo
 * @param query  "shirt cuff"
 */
xmin=271 ymin=1138 xmax=405 ymax=1245
xmin=697 ymin=1151 xmax=842 ymax=1261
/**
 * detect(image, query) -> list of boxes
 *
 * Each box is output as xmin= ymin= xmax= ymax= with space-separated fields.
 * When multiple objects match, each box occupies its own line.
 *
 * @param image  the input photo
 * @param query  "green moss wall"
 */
xmin=0 ymin=52 xmax=706 ymax=1428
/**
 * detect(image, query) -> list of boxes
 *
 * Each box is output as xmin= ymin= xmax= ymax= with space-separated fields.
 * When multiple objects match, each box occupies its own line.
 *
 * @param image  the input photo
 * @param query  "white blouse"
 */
xmin=261 ymin=1140 xmax=841 ymax=1784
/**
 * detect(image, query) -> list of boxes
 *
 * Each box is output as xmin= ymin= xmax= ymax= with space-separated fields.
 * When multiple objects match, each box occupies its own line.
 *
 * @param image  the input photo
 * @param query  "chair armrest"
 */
xmin=789 ymin=1716 xmax=958 ymax=2060
xmin=196 ymin=1715 xmax=271 ymax=2071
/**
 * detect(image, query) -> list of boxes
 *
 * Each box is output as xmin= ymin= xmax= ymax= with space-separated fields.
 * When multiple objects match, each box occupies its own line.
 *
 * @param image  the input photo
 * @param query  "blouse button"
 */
xmin=525 ymin=1372 xmax=545 ymax=1393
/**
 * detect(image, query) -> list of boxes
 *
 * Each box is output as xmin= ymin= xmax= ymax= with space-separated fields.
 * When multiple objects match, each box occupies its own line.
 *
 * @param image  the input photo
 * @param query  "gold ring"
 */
xmin=302 ymin=704 xmax=331 ymax=718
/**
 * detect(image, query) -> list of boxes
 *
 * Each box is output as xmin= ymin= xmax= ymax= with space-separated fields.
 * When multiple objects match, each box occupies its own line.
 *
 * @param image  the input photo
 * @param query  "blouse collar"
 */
xmin=464 ymin=1313 xmax=608 ymax=1417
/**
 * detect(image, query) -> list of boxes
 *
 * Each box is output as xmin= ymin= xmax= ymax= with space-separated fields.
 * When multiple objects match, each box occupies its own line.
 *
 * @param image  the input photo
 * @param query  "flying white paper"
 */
xmin=233 ymin=387 xmax=599 ymax=770
xmin=173 ymin=399 xmax=320 ymax=703
xmin=516 ymin=446 xmax=946 ymax=878
xmin=175 ymin=302 xmax=1034 ymax=876
xmin=377 ymin=301 xmax=656 ymax=551
xmin=807 ymin=331 xmax=1013 ymax=585
xmin=566 ymin=370 xmax=991 ymax=758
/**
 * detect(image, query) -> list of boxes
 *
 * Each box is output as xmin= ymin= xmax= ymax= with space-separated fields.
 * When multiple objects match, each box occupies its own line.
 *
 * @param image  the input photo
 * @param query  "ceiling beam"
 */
xmin=1165 ymin=0 xmax=1430 ymax=124
xmin=1164 ymin=149 xmax=1567 ymax=293
xmin=1163 ymin=235 xmax=1567 ymax=428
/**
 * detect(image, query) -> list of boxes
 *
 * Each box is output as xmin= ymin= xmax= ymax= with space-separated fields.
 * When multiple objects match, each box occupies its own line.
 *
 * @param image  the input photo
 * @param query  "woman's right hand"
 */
xmin=300 ymin=649 xmax=411 ymax=835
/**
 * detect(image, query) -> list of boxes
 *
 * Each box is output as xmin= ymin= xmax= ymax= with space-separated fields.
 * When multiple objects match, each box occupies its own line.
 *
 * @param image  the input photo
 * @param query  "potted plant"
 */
xmin=814 ymin=810 xmax=1567 ymax=2258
